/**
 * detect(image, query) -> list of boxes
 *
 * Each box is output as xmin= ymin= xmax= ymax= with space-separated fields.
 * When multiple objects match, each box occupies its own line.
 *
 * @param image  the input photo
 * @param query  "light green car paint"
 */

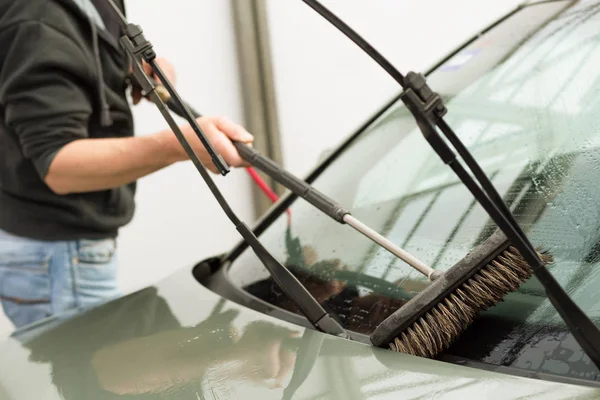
xmin=3 ymin=0 xmax=600 ymax=398
xmin=0 ymin=266 xmax=598 ymax=400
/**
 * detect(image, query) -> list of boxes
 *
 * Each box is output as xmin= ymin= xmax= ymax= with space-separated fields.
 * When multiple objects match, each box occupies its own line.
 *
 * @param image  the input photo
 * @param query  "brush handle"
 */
xmin=233 ymin=142 xmax=349 ymax=223
xmin=143 ymin=79 xmax=438 ymax=280
xmin=234 ymin=142 xmax=439 ymax=280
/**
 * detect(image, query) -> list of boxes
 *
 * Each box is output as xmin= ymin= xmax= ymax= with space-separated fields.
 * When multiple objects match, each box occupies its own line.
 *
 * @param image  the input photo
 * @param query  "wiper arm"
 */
xmin=299 ymin=0 xmax=600 ymax=367
xmin=105 ymin=0 xmax=349 ymax=340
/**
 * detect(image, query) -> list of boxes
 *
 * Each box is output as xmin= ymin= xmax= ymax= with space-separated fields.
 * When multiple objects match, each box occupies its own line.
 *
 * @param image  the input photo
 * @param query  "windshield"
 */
xmin=229 ymin=0 xmax=600 ymax=381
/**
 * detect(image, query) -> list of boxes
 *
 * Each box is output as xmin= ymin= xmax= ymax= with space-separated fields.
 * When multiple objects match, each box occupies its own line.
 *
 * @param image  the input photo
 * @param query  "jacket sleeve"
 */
xmin=0 ymin=21 xmax=94 ymax=180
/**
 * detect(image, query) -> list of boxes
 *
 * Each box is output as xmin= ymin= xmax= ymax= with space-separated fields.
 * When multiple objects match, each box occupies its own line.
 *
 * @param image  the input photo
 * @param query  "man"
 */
xmin=0 ymin=0 xmax=254 ymax=329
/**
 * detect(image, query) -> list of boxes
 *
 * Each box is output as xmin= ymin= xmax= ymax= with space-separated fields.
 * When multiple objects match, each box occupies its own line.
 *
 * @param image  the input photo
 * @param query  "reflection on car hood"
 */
xmin=0 ymin=263 xmax=597 ymax=399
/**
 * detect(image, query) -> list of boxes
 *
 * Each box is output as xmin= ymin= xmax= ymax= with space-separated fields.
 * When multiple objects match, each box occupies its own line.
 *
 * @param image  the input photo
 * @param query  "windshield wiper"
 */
xmin=298 ymin=0 xmax=600 ymax=367
xmin=105 ymin=0 xmax=349 ymax=340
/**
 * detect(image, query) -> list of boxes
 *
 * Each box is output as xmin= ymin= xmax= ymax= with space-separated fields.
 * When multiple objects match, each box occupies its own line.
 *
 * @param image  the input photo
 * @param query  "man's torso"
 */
xmin=0 ymin=0 xmax=137 ymax=241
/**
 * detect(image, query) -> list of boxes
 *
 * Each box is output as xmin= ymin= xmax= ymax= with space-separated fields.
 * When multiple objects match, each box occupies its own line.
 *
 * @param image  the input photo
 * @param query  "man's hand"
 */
xmin=131 ymin=57 xmax=176 ymax=105
xmin=162 ymin=116 xmax=255 ymax=173
xmin=128 ymin=57 xmax=254 ymax=173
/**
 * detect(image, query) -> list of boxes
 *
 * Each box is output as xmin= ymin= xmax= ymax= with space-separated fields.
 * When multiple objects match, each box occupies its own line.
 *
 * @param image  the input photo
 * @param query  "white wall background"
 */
xmin=266 ymin=0 xmax=525 ymax=178
xmin=1 ymin=0 xmax=527 ymax=335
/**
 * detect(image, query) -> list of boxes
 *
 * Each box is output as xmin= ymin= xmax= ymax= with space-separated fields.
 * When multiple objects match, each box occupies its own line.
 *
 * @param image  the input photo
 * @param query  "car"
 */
xmin=2 ymin=0 xmax=600 ymax=398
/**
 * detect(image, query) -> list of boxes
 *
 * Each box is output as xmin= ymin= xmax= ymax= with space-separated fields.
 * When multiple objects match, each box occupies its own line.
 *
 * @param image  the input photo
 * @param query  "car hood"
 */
xmin=0 ymin=263 xmax=598 ymax=400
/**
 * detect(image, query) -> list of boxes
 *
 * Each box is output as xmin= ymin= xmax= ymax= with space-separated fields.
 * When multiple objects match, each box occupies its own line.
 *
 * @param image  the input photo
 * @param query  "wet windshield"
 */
xmin=230 ymin=0 xmax=600 ymax=380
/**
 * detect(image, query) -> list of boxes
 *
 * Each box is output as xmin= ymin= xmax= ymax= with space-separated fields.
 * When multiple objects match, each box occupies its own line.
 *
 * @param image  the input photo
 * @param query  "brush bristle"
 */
xmin=389 ymin=246 xmax=553 ymax=358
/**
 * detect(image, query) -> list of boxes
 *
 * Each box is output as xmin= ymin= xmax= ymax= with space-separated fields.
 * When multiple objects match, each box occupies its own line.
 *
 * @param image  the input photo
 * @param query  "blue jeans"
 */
xmin=0 ymin=229 xmax=121 ymax=330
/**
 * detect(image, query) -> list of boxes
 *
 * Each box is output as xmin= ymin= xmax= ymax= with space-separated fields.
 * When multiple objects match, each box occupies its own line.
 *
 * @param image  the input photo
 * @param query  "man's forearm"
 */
xmin=45 ymin=130 xmax=180 ymax=194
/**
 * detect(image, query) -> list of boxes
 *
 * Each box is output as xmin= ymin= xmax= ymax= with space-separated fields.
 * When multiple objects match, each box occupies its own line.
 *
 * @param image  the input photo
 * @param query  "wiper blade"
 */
xmin=299 ymin=0 xmax=600 ymax=367
xmin=105 ymin=0 xmax=349 ymax=340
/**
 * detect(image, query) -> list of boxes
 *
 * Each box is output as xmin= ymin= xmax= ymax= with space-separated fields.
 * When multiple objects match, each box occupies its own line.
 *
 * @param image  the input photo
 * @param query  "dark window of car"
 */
xmin=225 ymin=0 xmax=600 ymax=384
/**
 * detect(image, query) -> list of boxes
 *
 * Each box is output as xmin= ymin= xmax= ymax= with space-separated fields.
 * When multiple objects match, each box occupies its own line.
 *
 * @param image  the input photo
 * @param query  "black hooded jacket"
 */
xmin=0 ymin=0 xmax=136 ymax=240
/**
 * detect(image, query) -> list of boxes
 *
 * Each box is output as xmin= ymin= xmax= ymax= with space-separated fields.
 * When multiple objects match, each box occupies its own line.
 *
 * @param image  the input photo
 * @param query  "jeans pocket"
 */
xmin=78 ymin=238 xmax=117 ymax=264
xmin=75 ymin=238 xmax=120 ymax=307
xmin=0 ymin=240 xmax=53 ymax=328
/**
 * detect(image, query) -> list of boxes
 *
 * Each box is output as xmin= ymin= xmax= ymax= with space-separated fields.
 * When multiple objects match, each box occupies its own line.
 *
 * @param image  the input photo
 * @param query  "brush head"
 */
xmin=369 ymin=230 xmax=553 ymax=358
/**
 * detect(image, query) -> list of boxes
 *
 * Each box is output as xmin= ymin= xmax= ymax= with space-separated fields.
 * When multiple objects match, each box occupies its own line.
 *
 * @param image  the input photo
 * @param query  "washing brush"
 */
xmin=299 ymin=0 xmax=600 ymax=367
xmin=146 ymin=66 xmax=557 ymax=359
xmin=370 ymin=229 xmax=552 ymax=357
